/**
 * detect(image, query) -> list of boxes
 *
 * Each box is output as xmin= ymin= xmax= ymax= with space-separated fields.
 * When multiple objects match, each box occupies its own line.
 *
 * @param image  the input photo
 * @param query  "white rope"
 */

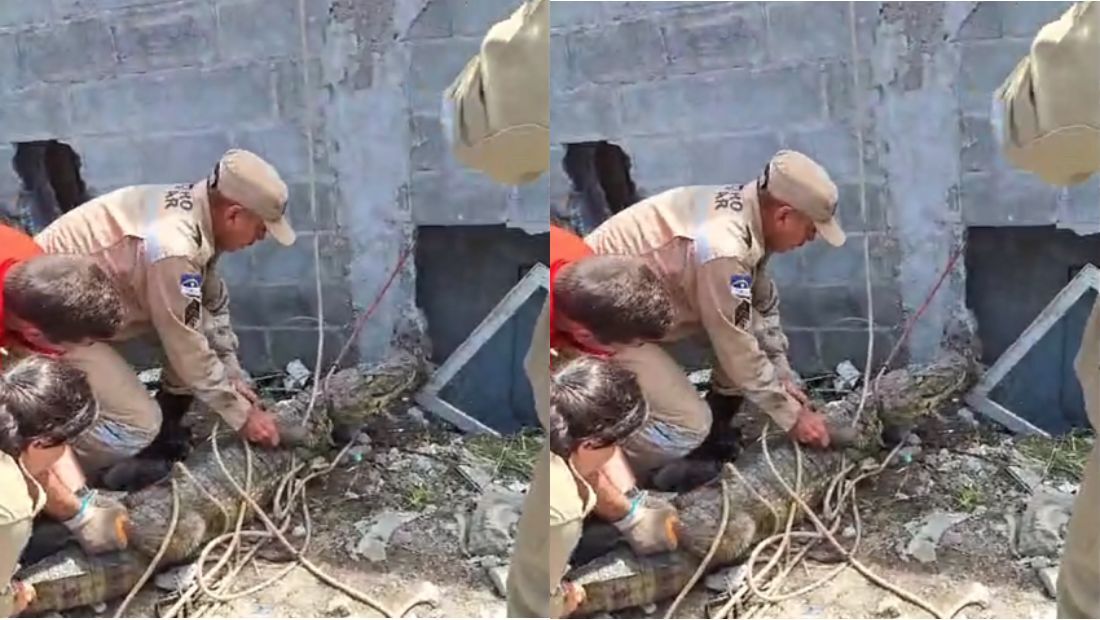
xmin=847 ymin=1 xmax=876 ymax=425
xmin=296 ymin=0 xmax=325 ymax=422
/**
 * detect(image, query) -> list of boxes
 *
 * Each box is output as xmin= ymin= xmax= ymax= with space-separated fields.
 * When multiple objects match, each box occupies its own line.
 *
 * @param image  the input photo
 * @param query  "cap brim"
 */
xmin=815 ymin=217 xmax=846 ymax=247
xmin=265 ymin=216 xmax=297 ymax=246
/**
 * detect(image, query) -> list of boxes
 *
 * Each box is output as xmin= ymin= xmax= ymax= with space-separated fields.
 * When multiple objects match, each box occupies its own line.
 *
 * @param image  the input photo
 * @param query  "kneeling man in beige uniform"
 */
xmin=586 ymin=150 xmax=846 ymax=475
xmin=36 ymin=149 xmax=295 ymax=476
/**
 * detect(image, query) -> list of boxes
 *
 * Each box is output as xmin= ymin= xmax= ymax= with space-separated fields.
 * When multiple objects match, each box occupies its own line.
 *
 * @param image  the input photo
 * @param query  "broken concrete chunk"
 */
xmin=325 ymin=594 xmax=353 ymax=617
xmin=901 ymin=511 xmax=969 ymax=563
xmin=835 ymin=360 xmax=861 ymax=391
xmin=487 ymin=564 xmax=510 ymax=598
xmin=1017 ymin=489 xmax=1074 ymax=557
xmin=348 ymin=511 xmax=420 ymax=563
xmin=137 ymin=367 xmax=163 ymax=385
xmin=284 ymin=359 xmax=312 ymax=391
xmin=875 ymin=594 xmax=902 ymax=618
xmin=153 ymin=562 xmax=197 ymax=592
xmin=1038 ymin=565 xmax=1059 ymax=599
xmin=467 ymin=488 xmax=524 ymax=557
xmin=704 ymin=564 xmax=746 ymax=593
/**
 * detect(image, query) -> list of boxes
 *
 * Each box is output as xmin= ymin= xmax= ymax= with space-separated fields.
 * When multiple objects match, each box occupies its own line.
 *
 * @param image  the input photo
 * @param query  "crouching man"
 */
xmin=0 ymin=356 xmax=103 ymax=617
xmin=36 ymin=149 xmax=296 ymax=480
xmin=0 ymin=224 xmax=132 ymax=558
xmin=586 ymin=150 xmax=846 ymax=476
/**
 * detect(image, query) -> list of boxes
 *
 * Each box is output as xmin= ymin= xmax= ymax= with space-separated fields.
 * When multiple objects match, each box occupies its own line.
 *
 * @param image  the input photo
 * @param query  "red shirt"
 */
xmin=549 ymin=225 xmax=605 ymax=356
xmin=0 ymin=225 xmax=47 ymax=354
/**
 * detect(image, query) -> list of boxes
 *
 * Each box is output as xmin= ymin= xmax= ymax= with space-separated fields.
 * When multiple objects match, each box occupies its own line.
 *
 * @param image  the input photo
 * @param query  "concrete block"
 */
xmin=410 ymin=113 xmax=446 ymax=172
xmin=450 ymin=0 xmax=520 ymax=37
xmin=835 ymin=181 xmax=888 ymax=232
xmin=955 ymin=2 xmax=1002 ymax=40
xmin=258 ymin=282 xmax=355 ymax=329
xmin=317 ymin=232 xmax=352 ymax=281
xmin=136 ymin=131 xmax=232 ymax=182
xmin=273 ymin=57 xmax=325 ymax=122
xmin=999 ymin=2 xmax=1074 ymax=37
xmin=604 ymin=2 xmax=727 ymax=17
xmin=686 ymin=131 xmax=779 ymax=186
xmin=234 ymin=124 xmax=311 ymax=179
xmin=112 ymin=2 xmax=217 ymax=72
xmin=823 ymin=60 xmax=874 ymax=125
xmin=0 ymin=34 xmax=24 ymax=94
xmin=236 ymin=328 xmax=272 ymax=372
xmin=269 ymin=327 xmax=347 ymax=367
xmin=958 ymin=40 xmax=1032 ymax=113
xmin=549 ymin=2 xmax=606 ymax=30
xmin=550 ymin=86 xmax=621 ymax=143
xmin=766 ymin=2 xmax=848 ymax=62
xmin=409 ymin=168 xmax=509 ymax=225
xmin=0 ymin=87 xmax=68 ymax=141
xmin=960 ymin=114 xmax=995 ymax=173
xmin=228 ymin=284 xmax=270 ymax=327
xmin=550 ymin=32 xmax=571 ymax=93
xmin=766 ymin=251 xmax=801 ymax=287
xmin=616 ymin=136 xmax=691 ymax=191
xmin=407 ymin=37 xmax=481 ymax=113
xmin=217 ymin=250 xmax=252 ymax=285
xmin=777 ymin=284 xmax=815 ymax=328
xmin=18 ymin=18 xmax=116 ymax=83
xmin=785 ymin=126 xmax=865 ymax=184
xmin=405 ymin=0 xmax=453 ymax=39
xmin=53 ymin=0 xmax=175 ymax=18
xmin=662 ymin=4 xmax=766 ymax=74
xmin=566 ymin=19 xmax=667 ymax=85
xmin=960 ymin=169 xmax=1059 ymax=226
xmin=786 ymin=329 xmax=822 ymax=375
xmin=620 ymin=66 xmax=822 ymax=137
xmin=0 ymin=1 xmax=52 ymax=28
xmin=286 ymin=180 xmax=339 ymax=231
xmin=69 ymin=136 xmax=143 ymax=187
xmin=798 ymin=284 xmax=904 ymax=330
xmin=818 ymin=328 xmax=899 ymax=370
xmin=248 ymin=233 xmax=317 ymax=285
xmin=798 ymin=233 xmax=896 ymax=286
xmin=218 ymin=0 xmax=322 ymax=60
xmin=70 ymin=65 xmax=274 ymax=133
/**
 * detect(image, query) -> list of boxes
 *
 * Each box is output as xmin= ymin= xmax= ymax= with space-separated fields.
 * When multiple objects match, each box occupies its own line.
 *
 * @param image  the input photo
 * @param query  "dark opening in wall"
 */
xmin=13 ymin=140 xmax=89 ymax=233
xmin=966 ymin=226 xmax=1100 ymax=434
xmin=561 ymin=141 xmax=640 ymax=234
xmin=415 ymin=225 xmax=549 ymax=433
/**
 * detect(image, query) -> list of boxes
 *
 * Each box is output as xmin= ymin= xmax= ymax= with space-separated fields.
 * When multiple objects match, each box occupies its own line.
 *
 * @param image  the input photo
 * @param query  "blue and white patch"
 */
xmin=730 ymin=275 xmax=753 ymax=301
xmin=180 ymin=274 xmax=203 ymax=301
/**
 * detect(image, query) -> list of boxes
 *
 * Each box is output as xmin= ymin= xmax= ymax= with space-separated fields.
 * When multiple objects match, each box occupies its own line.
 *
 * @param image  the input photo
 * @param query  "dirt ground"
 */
xmin=46 ymin=397 xmax=1076 ymax=619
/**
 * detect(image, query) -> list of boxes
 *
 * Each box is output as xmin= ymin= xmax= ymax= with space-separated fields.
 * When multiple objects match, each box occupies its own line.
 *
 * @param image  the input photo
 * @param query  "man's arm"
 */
xmin=750 ymin=264 xmax=796 ymax=383
xmin=200 ymin=270 xmax=246 ymax=383
xmin=146 ymin=257 xmax=251 ymax=430
xmin=697 ymin=257 xmax=800 ymax=430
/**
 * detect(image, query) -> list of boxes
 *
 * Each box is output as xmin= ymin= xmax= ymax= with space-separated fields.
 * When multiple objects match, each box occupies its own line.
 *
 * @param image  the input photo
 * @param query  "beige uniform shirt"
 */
xmin=586 ymin=184 xmax=800 ymax=430
xmin=36 ymin=183 xmax=250 ymax=429
xmin=548 ymin=449 xmax=596 ymax=618
xmin=0 ymin=453 xmax=44 ymax=618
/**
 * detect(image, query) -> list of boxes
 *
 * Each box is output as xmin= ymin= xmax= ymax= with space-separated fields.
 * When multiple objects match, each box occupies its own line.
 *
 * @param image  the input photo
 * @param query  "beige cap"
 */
xmin=761 ymin=150 xmax=845 ymax=247
xmin=210 ymin=149 xmax=295 ymax=246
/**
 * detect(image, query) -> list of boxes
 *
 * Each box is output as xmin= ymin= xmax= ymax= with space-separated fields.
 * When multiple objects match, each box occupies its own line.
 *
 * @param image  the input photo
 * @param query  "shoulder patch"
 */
xmin=730 ymin=275 xmax=753 ymax=301
xmin=180 ymin=274 xmax=203 ymax=301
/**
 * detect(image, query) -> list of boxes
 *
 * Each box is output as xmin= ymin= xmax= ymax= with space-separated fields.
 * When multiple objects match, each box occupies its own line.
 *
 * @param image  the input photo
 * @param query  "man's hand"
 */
xmin=240 ymin=407 xmax=280 ymax=448
xmin=790 ymin=407 xmax=830 ymax=449
xmin=562 ymin=581 xmax=586 ymax=616
xmin=12 ymin=581 xmax=36 ymax=614
xmin=65 ymin=493 xmax=131 ymax=554
xmin=782 ymin=378 xmax=812 ymax=408
xmin=232 ymin=378 xmax=261 ymax=406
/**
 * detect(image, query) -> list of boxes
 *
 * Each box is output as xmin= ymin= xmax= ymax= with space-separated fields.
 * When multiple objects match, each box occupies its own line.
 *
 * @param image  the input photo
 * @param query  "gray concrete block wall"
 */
xmin=552 ymin=1 xmax=1078 ymax=374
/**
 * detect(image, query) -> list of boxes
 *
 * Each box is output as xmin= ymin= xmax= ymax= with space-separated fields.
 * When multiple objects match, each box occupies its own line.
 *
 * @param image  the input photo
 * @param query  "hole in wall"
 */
xmin=561 ymin=140 xmax=640 ymax=234
xmin=13 ymin=140 xmax=89 ymax=233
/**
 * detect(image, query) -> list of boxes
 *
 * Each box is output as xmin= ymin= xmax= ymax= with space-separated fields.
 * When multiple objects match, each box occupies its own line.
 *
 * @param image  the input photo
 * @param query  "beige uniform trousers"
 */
xmin=613 ymin=343 xmax=712 ymax=475
xmin=0 ymin=453 xmax=44 ymax=618
xmin=63 ymin=343 xmax=163 ymax=474
xmin=507 ymin=299 xmax=552 ymax=617
xmin=1057 ymin=297 xmax=1100 ymax=618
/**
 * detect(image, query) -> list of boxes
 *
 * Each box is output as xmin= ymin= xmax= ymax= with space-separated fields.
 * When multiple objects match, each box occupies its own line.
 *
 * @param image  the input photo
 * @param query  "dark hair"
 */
xmin=0 ymin=355 xmax=97 ymax=456
xmin=5 ymin=255 xmax=123 ymax=344
xmin=547 ymin=356 xmax=647 ymax=457
xmin=554 ymin=256 xmax=673 ymax=345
